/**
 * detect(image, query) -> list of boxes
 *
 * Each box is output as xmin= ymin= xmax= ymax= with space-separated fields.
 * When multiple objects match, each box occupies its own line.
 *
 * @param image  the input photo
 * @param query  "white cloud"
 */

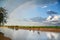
xmin=41 ymin=6 xmax=47 ymax=8
xmin=47 ymin=15 xmax=60 ymax=21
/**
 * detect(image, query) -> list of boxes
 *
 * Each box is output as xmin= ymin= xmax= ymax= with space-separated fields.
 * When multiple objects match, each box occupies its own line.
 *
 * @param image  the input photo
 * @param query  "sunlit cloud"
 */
xmin=41 ymin=6 xmax=47 ymax=8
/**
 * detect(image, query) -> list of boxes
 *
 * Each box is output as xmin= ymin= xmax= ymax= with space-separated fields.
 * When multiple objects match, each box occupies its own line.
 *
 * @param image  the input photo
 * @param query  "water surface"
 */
xmin=0 ymin=28 xmax=60 ymax=40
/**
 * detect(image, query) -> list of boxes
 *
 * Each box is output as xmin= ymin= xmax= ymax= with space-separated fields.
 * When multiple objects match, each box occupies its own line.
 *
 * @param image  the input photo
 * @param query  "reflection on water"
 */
xmin=0 ymin=28 xmax=60 ymax=40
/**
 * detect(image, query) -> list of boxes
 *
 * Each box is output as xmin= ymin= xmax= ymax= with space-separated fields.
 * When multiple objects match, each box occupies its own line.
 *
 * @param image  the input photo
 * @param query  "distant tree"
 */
xmin=0 ymin=7 xmax=7 ymax=26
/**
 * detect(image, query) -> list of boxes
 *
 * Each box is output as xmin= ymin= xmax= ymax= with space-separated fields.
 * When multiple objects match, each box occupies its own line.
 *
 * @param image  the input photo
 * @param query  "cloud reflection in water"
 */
xmin=0 ymin=28 xmax=60 ymax=40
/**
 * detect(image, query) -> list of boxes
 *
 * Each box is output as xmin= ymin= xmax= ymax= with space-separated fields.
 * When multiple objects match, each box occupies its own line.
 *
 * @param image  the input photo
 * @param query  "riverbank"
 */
xmin=0 ymin=26 xmax=60 ymax=32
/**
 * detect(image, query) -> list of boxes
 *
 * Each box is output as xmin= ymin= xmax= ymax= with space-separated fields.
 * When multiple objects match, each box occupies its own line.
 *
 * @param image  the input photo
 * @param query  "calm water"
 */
xmin=0 ymin=28 xmax=60 ymax=40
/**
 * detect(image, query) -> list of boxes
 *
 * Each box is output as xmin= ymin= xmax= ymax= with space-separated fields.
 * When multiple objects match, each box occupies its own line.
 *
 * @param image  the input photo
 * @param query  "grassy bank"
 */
xmin=0 ymin=26 xmax=60 ymax=32
xmin=3 ymin=26 xmax=60 ymax=29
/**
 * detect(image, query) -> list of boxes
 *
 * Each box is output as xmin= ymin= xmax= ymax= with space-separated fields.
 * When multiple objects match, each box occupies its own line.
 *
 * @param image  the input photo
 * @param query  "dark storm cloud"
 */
xmin=31 ymin=17 xmax=46 ymax=22
xmin=47 ymin=11 xmax=58 ymax=15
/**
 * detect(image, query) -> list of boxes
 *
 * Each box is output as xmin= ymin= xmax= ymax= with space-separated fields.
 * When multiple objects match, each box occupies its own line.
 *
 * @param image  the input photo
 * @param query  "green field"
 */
xmin=5 ymin=26 xmax=60 ymax=28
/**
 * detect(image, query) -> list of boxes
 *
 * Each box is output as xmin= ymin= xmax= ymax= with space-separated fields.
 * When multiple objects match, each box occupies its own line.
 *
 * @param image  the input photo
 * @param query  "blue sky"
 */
xmin=0 ymin=0 xmax=60 ymax=26
xmin=0 ymin=0 xmax=60 ymax=18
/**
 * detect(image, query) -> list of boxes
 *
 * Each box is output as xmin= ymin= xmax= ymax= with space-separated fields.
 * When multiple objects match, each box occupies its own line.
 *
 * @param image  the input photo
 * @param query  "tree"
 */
xmin=0 ymin=7 xmax=7 ymax=26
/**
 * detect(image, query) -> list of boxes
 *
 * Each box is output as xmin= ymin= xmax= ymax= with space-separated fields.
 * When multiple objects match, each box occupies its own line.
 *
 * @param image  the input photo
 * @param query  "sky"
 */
xmin=0 ymin=0 xmax=60 ymax=26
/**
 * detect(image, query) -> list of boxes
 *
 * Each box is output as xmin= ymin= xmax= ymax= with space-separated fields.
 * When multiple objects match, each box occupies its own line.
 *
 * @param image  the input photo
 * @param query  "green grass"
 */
xmin=6 ymin=26 xmax=60 ymax=28
xmin=20 ymin=26 xmax=60 ymax=28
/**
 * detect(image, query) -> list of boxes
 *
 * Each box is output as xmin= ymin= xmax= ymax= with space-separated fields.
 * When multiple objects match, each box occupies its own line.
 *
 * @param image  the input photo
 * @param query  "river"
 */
xmin=0 ymin=28 xmax=60 ymax=40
